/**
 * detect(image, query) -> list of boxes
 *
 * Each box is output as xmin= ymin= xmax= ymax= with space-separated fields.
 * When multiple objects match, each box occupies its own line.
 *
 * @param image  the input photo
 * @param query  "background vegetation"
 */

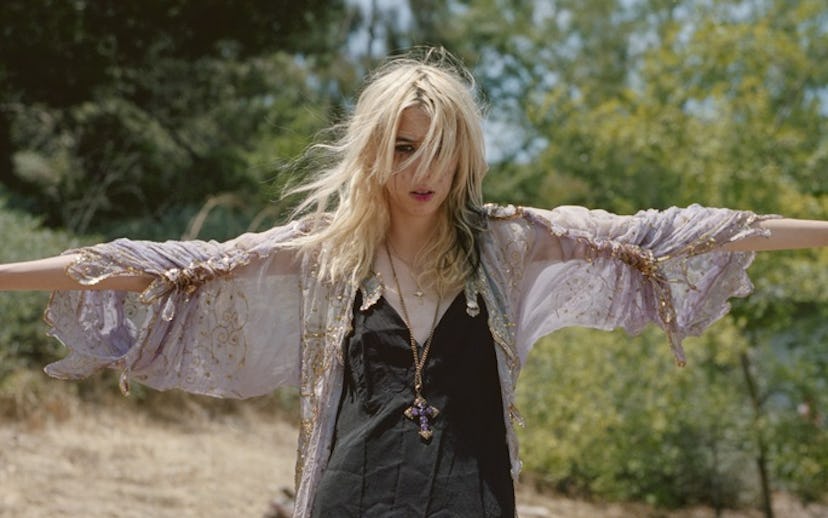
xmin=1 ymin=1 xmax=825 ymax=515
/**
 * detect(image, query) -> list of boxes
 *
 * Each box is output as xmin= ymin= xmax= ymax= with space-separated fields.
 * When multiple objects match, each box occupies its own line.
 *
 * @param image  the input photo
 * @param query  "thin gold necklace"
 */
xmin=385 ymin=244 xmax=441 ymax=441
xmin=386 ymin=241 xmax=425 ymax=299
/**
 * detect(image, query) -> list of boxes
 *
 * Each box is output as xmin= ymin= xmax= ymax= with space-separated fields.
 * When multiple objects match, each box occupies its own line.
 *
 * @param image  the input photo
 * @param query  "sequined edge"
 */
xmin=483 ymin=203 xmax=524 ymax=220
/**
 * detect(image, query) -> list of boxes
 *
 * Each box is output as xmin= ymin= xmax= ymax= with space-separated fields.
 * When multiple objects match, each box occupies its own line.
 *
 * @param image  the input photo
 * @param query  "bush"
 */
xmin=0 ymin=199 xmax=85 ymax=379
xmin=516 ymin=324 xmax=756 ymax=508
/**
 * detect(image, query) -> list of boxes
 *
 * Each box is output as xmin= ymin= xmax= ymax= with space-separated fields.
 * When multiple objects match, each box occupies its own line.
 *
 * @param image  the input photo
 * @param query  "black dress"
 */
xmin=311 ymin=291 xmax=515 ymax=518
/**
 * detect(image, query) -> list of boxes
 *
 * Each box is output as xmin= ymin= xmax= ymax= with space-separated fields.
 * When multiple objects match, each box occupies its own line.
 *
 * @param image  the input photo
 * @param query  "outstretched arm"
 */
xmin=0 ymin=254 xmax=152 ymax=292
xmin=510 ymin=205 xmax=819 ymax=366
xmin=723 ymin=218 xmax=828 ymax=252
xmin=16 ymin=226 xmax=304 ymax=397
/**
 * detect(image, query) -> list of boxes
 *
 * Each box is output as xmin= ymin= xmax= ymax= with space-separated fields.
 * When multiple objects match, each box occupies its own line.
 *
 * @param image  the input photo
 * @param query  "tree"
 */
xmin=389 ymin=0 xmax=828 ymax=509
xmin=0 ymin=0 xmax=348 ymax=234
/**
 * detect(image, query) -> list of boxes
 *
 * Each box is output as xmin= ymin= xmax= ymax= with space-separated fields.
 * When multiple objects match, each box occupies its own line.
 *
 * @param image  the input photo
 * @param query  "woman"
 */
xmin=1 ymin=49 xmax=827 ymax=517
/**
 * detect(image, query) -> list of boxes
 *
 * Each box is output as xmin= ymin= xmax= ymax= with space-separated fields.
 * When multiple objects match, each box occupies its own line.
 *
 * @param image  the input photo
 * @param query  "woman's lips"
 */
xmin=410 ymin=190 xmax=435 ymax=202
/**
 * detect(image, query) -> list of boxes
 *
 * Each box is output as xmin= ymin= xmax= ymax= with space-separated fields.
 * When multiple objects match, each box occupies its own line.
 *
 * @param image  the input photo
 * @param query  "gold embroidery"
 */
xmin=483 ymin=203 xmax=524 ymax=220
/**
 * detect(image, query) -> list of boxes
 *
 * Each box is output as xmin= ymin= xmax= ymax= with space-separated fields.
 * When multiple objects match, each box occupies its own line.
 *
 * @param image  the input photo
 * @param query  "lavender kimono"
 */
xmin=43 ymin=204 xmax=772 ymax=517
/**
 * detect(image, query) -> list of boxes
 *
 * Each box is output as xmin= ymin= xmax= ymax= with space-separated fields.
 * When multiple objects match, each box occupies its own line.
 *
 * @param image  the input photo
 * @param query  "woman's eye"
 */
xmin=394 ymin=144 xmax=415 ymax=154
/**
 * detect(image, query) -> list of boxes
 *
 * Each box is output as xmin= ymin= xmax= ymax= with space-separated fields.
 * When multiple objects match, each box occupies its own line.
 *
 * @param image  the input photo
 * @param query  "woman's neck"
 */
xmin=386 ymin=215 xmax=438 ymax=264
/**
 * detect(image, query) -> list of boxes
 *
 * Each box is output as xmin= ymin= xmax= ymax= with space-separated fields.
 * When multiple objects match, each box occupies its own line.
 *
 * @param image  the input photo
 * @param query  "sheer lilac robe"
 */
xmin=42 ymin=204 xmax=774 ymax=517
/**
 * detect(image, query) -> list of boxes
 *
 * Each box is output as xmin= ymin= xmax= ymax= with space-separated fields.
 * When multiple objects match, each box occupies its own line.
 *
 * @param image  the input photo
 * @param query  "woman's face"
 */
xmin=385 ymin=106 xmax=456 ymax=223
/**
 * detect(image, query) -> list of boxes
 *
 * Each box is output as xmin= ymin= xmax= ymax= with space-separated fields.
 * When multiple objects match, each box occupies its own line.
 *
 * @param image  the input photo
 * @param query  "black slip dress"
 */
xmin=311 ymin=291 xmax=515 ymax=518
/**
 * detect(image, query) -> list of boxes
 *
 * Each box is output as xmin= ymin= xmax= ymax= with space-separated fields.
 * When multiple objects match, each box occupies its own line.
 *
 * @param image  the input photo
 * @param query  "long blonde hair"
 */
xmin=288 ymin=48 xmax=488 ymax=293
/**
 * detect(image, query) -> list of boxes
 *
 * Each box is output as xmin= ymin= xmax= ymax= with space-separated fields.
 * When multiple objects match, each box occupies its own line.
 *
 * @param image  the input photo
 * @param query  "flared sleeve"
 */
xmin=497 ymin=204 xmax=778 ymax=365
xmin=43 ymin=223 xmax=304 ymax=398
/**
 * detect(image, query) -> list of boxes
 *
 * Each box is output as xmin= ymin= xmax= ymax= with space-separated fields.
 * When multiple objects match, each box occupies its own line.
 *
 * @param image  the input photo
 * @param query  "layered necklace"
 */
xmin=385 ymin=245 xmax=441 ymax=441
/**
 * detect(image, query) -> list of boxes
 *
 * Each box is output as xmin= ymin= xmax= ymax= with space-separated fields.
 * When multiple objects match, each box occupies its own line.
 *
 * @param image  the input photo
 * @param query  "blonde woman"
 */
xmin=1 ymin=49 xmax=827 ymax=517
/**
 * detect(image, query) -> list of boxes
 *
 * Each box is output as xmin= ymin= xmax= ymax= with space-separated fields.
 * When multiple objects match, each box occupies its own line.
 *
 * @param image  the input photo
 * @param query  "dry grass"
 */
xmin=1 ymin=371 xmax=826 ymax=518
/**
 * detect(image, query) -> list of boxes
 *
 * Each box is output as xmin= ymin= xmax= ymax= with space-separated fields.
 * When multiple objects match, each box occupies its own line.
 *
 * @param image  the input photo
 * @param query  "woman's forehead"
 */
xmin=395 ymin=106 xmax=431 ymax=141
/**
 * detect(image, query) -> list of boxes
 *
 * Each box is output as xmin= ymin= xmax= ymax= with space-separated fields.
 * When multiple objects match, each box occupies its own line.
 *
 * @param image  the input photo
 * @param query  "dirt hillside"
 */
xmin=1 ymin=394 xmax=826 ymax=518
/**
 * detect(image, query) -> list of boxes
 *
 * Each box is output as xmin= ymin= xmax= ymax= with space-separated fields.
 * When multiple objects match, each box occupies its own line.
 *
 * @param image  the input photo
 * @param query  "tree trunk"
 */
xmin=740 ymin=352 xmax=774 ymax=518
xmin=0 ymin=107 xmax=17 ymax=191
xmin=0 ymin=106 xmax=39 ymax=199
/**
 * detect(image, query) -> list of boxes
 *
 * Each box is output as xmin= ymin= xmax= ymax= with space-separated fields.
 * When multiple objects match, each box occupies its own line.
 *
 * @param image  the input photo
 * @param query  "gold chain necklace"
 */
xmin=385 ymin=244 xmax=441 ymax=441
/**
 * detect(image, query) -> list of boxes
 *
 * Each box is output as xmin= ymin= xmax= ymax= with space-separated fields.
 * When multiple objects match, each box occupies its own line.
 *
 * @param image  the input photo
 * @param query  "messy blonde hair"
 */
xmin=288 ymin=48 xmax=488 ymax=293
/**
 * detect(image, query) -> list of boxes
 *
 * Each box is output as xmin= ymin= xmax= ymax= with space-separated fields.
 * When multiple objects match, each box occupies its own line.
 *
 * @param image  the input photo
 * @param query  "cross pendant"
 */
xmin=404 ymin=396 xmax=440 ymax=441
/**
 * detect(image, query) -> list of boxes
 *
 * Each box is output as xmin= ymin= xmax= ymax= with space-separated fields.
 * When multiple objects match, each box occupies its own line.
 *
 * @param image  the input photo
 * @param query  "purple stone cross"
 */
xmin=404 ymin=396 xmax=440 ymax=441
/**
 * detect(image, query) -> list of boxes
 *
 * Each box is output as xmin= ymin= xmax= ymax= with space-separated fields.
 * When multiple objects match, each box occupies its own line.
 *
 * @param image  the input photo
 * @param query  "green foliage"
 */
xmin=399 ymin=0 xmax=828 ymax=507
xmin=0 ymin=0 xmax=344 ymax=106
xmin=740 ymin=272 xmax=828 ymax=502
xmin=9 ymin=51 xmax=337 ymax=237
xmin=0 ymin=201 xmax=85 ymax=379
xmin=1 ymin=1 xmax=348 ymax=235
xmin=517 ymin=324 xmax=756 ymax=508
